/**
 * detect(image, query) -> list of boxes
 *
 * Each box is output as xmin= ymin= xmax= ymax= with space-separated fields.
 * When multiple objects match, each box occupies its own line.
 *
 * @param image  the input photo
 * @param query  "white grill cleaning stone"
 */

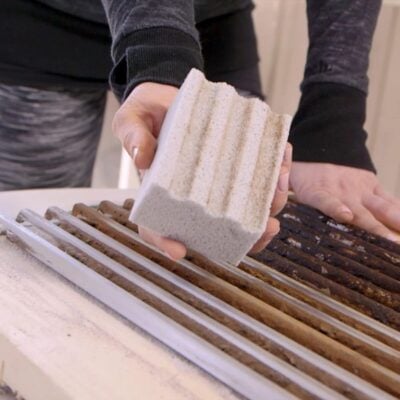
xmin=130 ymin=69 xmax=291 ymax=266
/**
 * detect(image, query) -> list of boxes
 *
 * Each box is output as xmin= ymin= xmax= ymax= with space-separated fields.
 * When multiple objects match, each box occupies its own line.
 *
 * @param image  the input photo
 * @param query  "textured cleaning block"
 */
xmin=130 ymin=69 xmax=291 ymax=265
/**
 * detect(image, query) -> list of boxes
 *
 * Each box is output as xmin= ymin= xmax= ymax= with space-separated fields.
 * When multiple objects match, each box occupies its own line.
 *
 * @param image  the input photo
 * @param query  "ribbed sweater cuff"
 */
xmin=289 ymin=83 xmax=376 ymax=173
xmin=110 ymin=27 xmax=204 ymax=100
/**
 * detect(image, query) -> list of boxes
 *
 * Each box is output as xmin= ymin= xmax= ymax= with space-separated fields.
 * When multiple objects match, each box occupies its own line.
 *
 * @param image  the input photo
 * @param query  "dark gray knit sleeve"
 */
xmin=303 ymin=0 xmax=382 ymax=93
xmin=289 ymin=0 xmax=382 ymax=172
xmin=100 ymin=0 xmax=203 ymax=99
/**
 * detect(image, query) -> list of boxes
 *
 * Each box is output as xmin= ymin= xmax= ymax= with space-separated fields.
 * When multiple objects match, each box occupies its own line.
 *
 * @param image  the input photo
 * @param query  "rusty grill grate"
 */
xmin=1 ymin=200 xmax=399 ymax=400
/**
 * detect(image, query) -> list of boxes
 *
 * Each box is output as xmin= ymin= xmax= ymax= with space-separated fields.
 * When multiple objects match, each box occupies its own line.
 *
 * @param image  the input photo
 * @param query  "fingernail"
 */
xmin=278 ymin=172 xmax=289 ymax=192
xmin=386 ymin=233 xmax=400 ymax=244
xmin=339 ymin=206 xmax=353 ymax=217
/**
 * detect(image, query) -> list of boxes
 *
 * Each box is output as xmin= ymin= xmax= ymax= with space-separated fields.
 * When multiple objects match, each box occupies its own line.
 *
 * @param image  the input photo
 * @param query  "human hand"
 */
xmin=249 ymin=143 xmax=293 ymax=253
xmin=113 ymin=83 xmax=292 ymax=259
xmin=289 ymin=162 xmax=400 ymax=243
xmin=113 ymin=82 xmax=186 ymax=260
xmin=113 ymin=82 xmax=178 ymax=169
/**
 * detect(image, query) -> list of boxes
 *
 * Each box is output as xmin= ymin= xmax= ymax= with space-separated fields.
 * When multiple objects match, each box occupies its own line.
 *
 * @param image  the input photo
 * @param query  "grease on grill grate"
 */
xmin=109 ymin=198 xmax=400 ymax=331
xmin=6 ymin=199 xmax=400 ymax=400
xmin=255 ymin=201 xmax=400 ymax=330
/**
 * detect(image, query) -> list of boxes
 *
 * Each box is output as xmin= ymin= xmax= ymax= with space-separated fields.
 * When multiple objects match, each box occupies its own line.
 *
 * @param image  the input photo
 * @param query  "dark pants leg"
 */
xmin=0 ymin=84 xmax=107 ymax=191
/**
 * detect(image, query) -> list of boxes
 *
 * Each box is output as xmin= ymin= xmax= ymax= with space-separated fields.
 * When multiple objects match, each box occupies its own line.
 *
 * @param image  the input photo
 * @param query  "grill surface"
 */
xmin=1 ymin=200 xmax=399 ymax=400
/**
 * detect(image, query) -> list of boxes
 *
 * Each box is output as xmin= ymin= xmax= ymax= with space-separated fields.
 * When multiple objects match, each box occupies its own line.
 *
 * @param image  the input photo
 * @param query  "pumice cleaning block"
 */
xmin=130 ymin=69 xmax=291 ymax=265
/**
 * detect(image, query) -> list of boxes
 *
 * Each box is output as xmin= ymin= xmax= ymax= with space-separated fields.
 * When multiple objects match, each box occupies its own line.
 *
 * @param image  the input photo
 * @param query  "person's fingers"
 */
xmin=139 ymin=226 xmax=187 ymax=260
xmin=388 ymin=230 xmax=400 ymax=243
xmin=270 ymin=143 xmax=292 ymax=216
xmin=249 ymin=217 xmax=280 ymax=254
xmin=362 ymin=194 xmax=400 ymax=233
xmin=270 ymin=171 xmax=289 ymax=216
xmin=298 ymin=189 xmax=354 ymax=223
xmin=113 ymin=110 xmax=157 ymax=169
xmin=122 ymin=123 xmax=157 ymax=170
xmin=282 ymin=143 xmax=293 ymax=171
xmin=374 ymin=186 xmax=400 ymax=208
xmin=348 ymin=203 xmax=399 ymax=242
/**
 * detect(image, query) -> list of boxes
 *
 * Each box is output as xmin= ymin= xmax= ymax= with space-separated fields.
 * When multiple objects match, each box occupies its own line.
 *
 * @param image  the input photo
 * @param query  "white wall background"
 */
xmin=93 ymin=0 xmax=400 ymax=196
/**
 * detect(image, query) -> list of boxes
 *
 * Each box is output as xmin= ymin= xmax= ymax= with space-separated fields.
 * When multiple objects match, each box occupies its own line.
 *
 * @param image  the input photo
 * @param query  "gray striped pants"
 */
xmin=0 ymin=84 xmax=107 ymax=191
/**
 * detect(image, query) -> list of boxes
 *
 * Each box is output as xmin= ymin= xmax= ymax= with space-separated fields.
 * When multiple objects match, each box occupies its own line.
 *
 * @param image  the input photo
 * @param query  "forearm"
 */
xmin=303 ymin=0 xmax=381 ymax=92
xmin=101 ymin=0 xmax=203 ymax=100
xmin=289 ymin=0 xmax=382 ymax=172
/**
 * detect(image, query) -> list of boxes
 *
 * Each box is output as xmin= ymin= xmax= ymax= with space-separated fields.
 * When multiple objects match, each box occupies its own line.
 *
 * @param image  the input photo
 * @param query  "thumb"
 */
xmin=139 ymin=226 xmax=187 ymax=261
xmin=113 ymin=112 xmax=157 ymax=170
